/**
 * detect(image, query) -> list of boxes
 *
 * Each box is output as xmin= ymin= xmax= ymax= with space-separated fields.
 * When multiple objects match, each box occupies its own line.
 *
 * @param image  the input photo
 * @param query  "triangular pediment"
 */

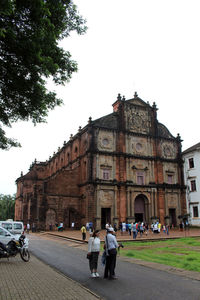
xmin=126 ymin=97 xmax=150 ymax=107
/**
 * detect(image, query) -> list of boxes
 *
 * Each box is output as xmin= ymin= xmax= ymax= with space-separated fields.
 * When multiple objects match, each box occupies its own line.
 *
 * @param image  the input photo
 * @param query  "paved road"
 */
xmin=29 ymin=234 xmax=200 ymax=300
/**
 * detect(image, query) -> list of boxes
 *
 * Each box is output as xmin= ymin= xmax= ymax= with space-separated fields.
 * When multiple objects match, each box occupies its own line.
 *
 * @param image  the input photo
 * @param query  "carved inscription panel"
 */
xmin=99 ymin=190 xmax=114 ymax=207
xmin=167 ymin=193 xmax=178 ymax=207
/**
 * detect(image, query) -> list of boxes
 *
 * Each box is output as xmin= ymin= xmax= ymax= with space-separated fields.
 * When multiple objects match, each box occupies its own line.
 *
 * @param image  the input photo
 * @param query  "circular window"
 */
xmin=102 ymin=138 xmax=109 ymax=146
xmin=136 ymin=143 xmax=143 ymax=151
xmin=164 ymin=146 xmax=171 ymax=157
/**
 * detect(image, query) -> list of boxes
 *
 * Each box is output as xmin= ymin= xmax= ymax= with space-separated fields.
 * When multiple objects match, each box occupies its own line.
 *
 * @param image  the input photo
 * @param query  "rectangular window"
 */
xmin=137 ymin=172 xmax=144 ymax=185
xmin=189 ymin=158 xmax=194 ymax=169
xmin=102 ymin=169 xmax=110 ymax=180
xmin=167 ymin=175 xmax=173 ymax=184
xmin=191 ymin=180 xmax=196 ymax=192
xmin=193 ymin=206 xmax=199 ymax=217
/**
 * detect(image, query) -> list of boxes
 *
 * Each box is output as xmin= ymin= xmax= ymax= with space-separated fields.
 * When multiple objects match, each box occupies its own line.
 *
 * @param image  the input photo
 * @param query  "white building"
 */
xmin=182 ymin=142 xmax=200 ymax=227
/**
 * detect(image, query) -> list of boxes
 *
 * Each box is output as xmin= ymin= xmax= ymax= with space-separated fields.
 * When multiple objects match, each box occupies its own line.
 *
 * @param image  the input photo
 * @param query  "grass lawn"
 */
xmin=118 ymin=237 xmax=200 ymax=272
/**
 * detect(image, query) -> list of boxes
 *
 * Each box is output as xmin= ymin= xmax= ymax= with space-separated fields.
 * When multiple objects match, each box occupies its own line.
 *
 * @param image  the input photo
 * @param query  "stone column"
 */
xmin=113 ymin=186 xmax=118 ymax=227
xmin=95 ymin=185 xmax=101 ymax=229
xmin=113 ymin=156 xmax=116 ymax=179
xmin=126 ymin=187 xmax=130 ymax=217
xmin=128 ymin=190 xmax=135 ymax=223
xmin=165 ymin=191 xmax=168 ymax=216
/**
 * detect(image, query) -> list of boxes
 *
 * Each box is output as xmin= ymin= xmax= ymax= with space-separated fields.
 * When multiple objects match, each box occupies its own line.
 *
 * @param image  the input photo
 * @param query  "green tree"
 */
xmin=0 ymin=0 xmax=87 ymax=149
xmin=0 ymin=194 xmax=15 ymax=220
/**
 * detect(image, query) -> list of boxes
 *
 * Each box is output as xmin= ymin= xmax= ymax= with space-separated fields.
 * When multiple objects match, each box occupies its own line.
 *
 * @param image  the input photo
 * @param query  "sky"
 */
xmin=0 ymin=0 xmax=200 ymax=195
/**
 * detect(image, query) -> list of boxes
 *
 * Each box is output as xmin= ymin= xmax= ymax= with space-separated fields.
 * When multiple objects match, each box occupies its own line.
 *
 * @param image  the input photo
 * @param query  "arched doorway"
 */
xmin=134 ymin=194 xmax=148 ymax=222
xmin=45 ymin=209 xmax=56 ymax=230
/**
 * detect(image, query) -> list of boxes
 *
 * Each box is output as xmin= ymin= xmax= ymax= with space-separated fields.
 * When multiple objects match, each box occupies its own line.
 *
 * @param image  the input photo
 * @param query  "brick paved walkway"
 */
xmin=0 ymin=255 xmax=99 ymax=300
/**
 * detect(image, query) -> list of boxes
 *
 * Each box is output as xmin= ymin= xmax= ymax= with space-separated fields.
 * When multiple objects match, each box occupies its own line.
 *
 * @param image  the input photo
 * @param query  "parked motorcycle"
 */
xmin=0 ymin=234 xmax=30 ymax=262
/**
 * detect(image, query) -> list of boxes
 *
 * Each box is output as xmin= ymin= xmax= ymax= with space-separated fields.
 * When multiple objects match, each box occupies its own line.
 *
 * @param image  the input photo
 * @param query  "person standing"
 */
xmin=81 ymin=225 xmax=86 ymax=240
xmin=166 ymin=224 xmax=169 ymax=235
xmin=132 ymin=222 xmax=137 ymax=239
xmin=58 ymin=222 xmax=63 ymax=231
xmin=140 ymin=222 xmax=144 ymax=237
xmin=153 ymin=222 xmax=158 ymax=233
xmin=26 ymin=223 xmax=30 ymax=234
xmin=32 ymin=222 xmax=36 ymax=233
xmin=87 ymin=230 xmax=101 ymax=278
xmin=86 ymin=222 xmax=89 ymax=231
xmin=158 ymin=222 xmax=161 ymax=233
xmin=122 ymin=222 xmax=126 ymax=235
xmin=128 ymin=223 xmax=132 ymax=235
xmin=104 ymin=227 xmax=119 ymax=280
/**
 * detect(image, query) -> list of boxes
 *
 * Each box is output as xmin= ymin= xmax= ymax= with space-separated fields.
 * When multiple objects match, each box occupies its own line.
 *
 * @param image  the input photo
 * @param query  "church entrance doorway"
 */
xmin=101 ymin=208 xmax=111 ymax=229
xmin=134 ymin=194 xmax=148 ymax=223
xmin=135 ymin=213 xmax=143 ymax=223
xmin=169 ymin=208 xmax=176 ymax=227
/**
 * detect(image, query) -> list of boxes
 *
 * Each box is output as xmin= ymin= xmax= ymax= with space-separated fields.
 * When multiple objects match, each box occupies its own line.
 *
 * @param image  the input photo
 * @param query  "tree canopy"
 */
xmin=0 ymin=0 xmax=87 ymax=149
xmin=0 ymin=194 xmax=15 ymax=220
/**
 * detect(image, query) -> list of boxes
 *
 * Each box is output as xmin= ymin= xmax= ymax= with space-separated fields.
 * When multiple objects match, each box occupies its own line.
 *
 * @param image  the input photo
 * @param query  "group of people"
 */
xmin=115 ymin=221 xmax=170 ymax=239
xmin=24 ymin=222 xmax=36 ymax=233
xmin=87 ymin=227 xmax=119 ymax=280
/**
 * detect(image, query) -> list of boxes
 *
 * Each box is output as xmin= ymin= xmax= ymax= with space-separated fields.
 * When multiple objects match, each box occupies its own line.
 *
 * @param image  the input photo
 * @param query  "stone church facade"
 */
xmin=15 ymin=93 xmax=186 ymax=230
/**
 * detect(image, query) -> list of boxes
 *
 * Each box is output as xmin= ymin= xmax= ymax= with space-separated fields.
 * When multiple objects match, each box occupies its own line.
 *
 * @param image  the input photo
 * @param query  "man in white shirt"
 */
xmin=27 ymin=223 xmax=30 ymax=234
xmin=104 ymin=227 xmax=119 ymax=280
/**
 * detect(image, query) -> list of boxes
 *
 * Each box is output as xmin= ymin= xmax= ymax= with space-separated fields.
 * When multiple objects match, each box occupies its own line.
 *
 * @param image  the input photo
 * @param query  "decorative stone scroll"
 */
xmin=161 ymin=142 xmax=177 ymax=159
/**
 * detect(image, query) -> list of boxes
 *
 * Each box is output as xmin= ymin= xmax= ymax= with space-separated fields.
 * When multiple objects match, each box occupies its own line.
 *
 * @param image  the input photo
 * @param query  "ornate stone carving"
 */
xmin=98 ymin=131 xmax=113 ymax=150
xmin=127 ymin=109 xmax=149 ymax=133
xmin=131 ymin=137 xmax=147 ymax=155
xmin=162 ymin=143 xmax=176 ymax=159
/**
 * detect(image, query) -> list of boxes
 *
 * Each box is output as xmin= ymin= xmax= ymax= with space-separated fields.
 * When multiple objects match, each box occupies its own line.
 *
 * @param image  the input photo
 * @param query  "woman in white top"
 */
xmin=87 ymin=230 xmax=101 ymax=278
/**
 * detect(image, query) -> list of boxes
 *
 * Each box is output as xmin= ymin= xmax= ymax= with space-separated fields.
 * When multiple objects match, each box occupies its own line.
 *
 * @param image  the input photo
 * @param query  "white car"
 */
xmin=0 ymin=226 xmax=20 ymax=244
xmin=0 ymin=221 xmax=24 ymax=235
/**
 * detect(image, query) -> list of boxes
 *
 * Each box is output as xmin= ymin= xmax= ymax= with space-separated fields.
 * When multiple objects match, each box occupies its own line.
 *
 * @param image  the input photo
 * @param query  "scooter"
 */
xmin=0 ymin=234 xmax=30 ymax=262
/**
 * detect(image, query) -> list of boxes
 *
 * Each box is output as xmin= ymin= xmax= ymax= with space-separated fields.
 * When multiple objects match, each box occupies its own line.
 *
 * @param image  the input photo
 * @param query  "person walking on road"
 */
xmin=81 ymin=225 xmax=86 ymax=241
xmin=104 ymin=227 xmax=119 ymax=280
xmin=87 ymin=230 xmax=101 ymax=278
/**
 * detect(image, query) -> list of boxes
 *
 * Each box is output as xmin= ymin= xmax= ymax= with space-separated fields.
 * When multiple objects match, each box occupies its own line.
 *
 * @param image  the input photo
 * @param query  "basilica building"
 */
xmin=15 ymin=93 xmax=186 ymax=230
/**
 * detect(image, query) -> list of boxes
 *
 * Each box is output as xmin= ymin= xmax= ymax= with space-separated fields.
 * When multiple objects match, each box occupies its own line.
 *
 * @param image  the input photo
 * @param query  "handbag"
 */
xmin=87 ymin=237 xmax=94 ymax=259
xmin=86 ymin=253 xmax=91 ymax=259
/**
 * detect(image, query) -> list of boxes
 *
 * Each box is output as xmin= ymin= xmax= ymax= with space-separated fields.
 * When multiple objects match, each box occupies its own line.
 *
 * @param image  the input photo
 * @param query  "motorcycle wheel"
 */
xmin=20 ymin=248 xmax=30 ymax=262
